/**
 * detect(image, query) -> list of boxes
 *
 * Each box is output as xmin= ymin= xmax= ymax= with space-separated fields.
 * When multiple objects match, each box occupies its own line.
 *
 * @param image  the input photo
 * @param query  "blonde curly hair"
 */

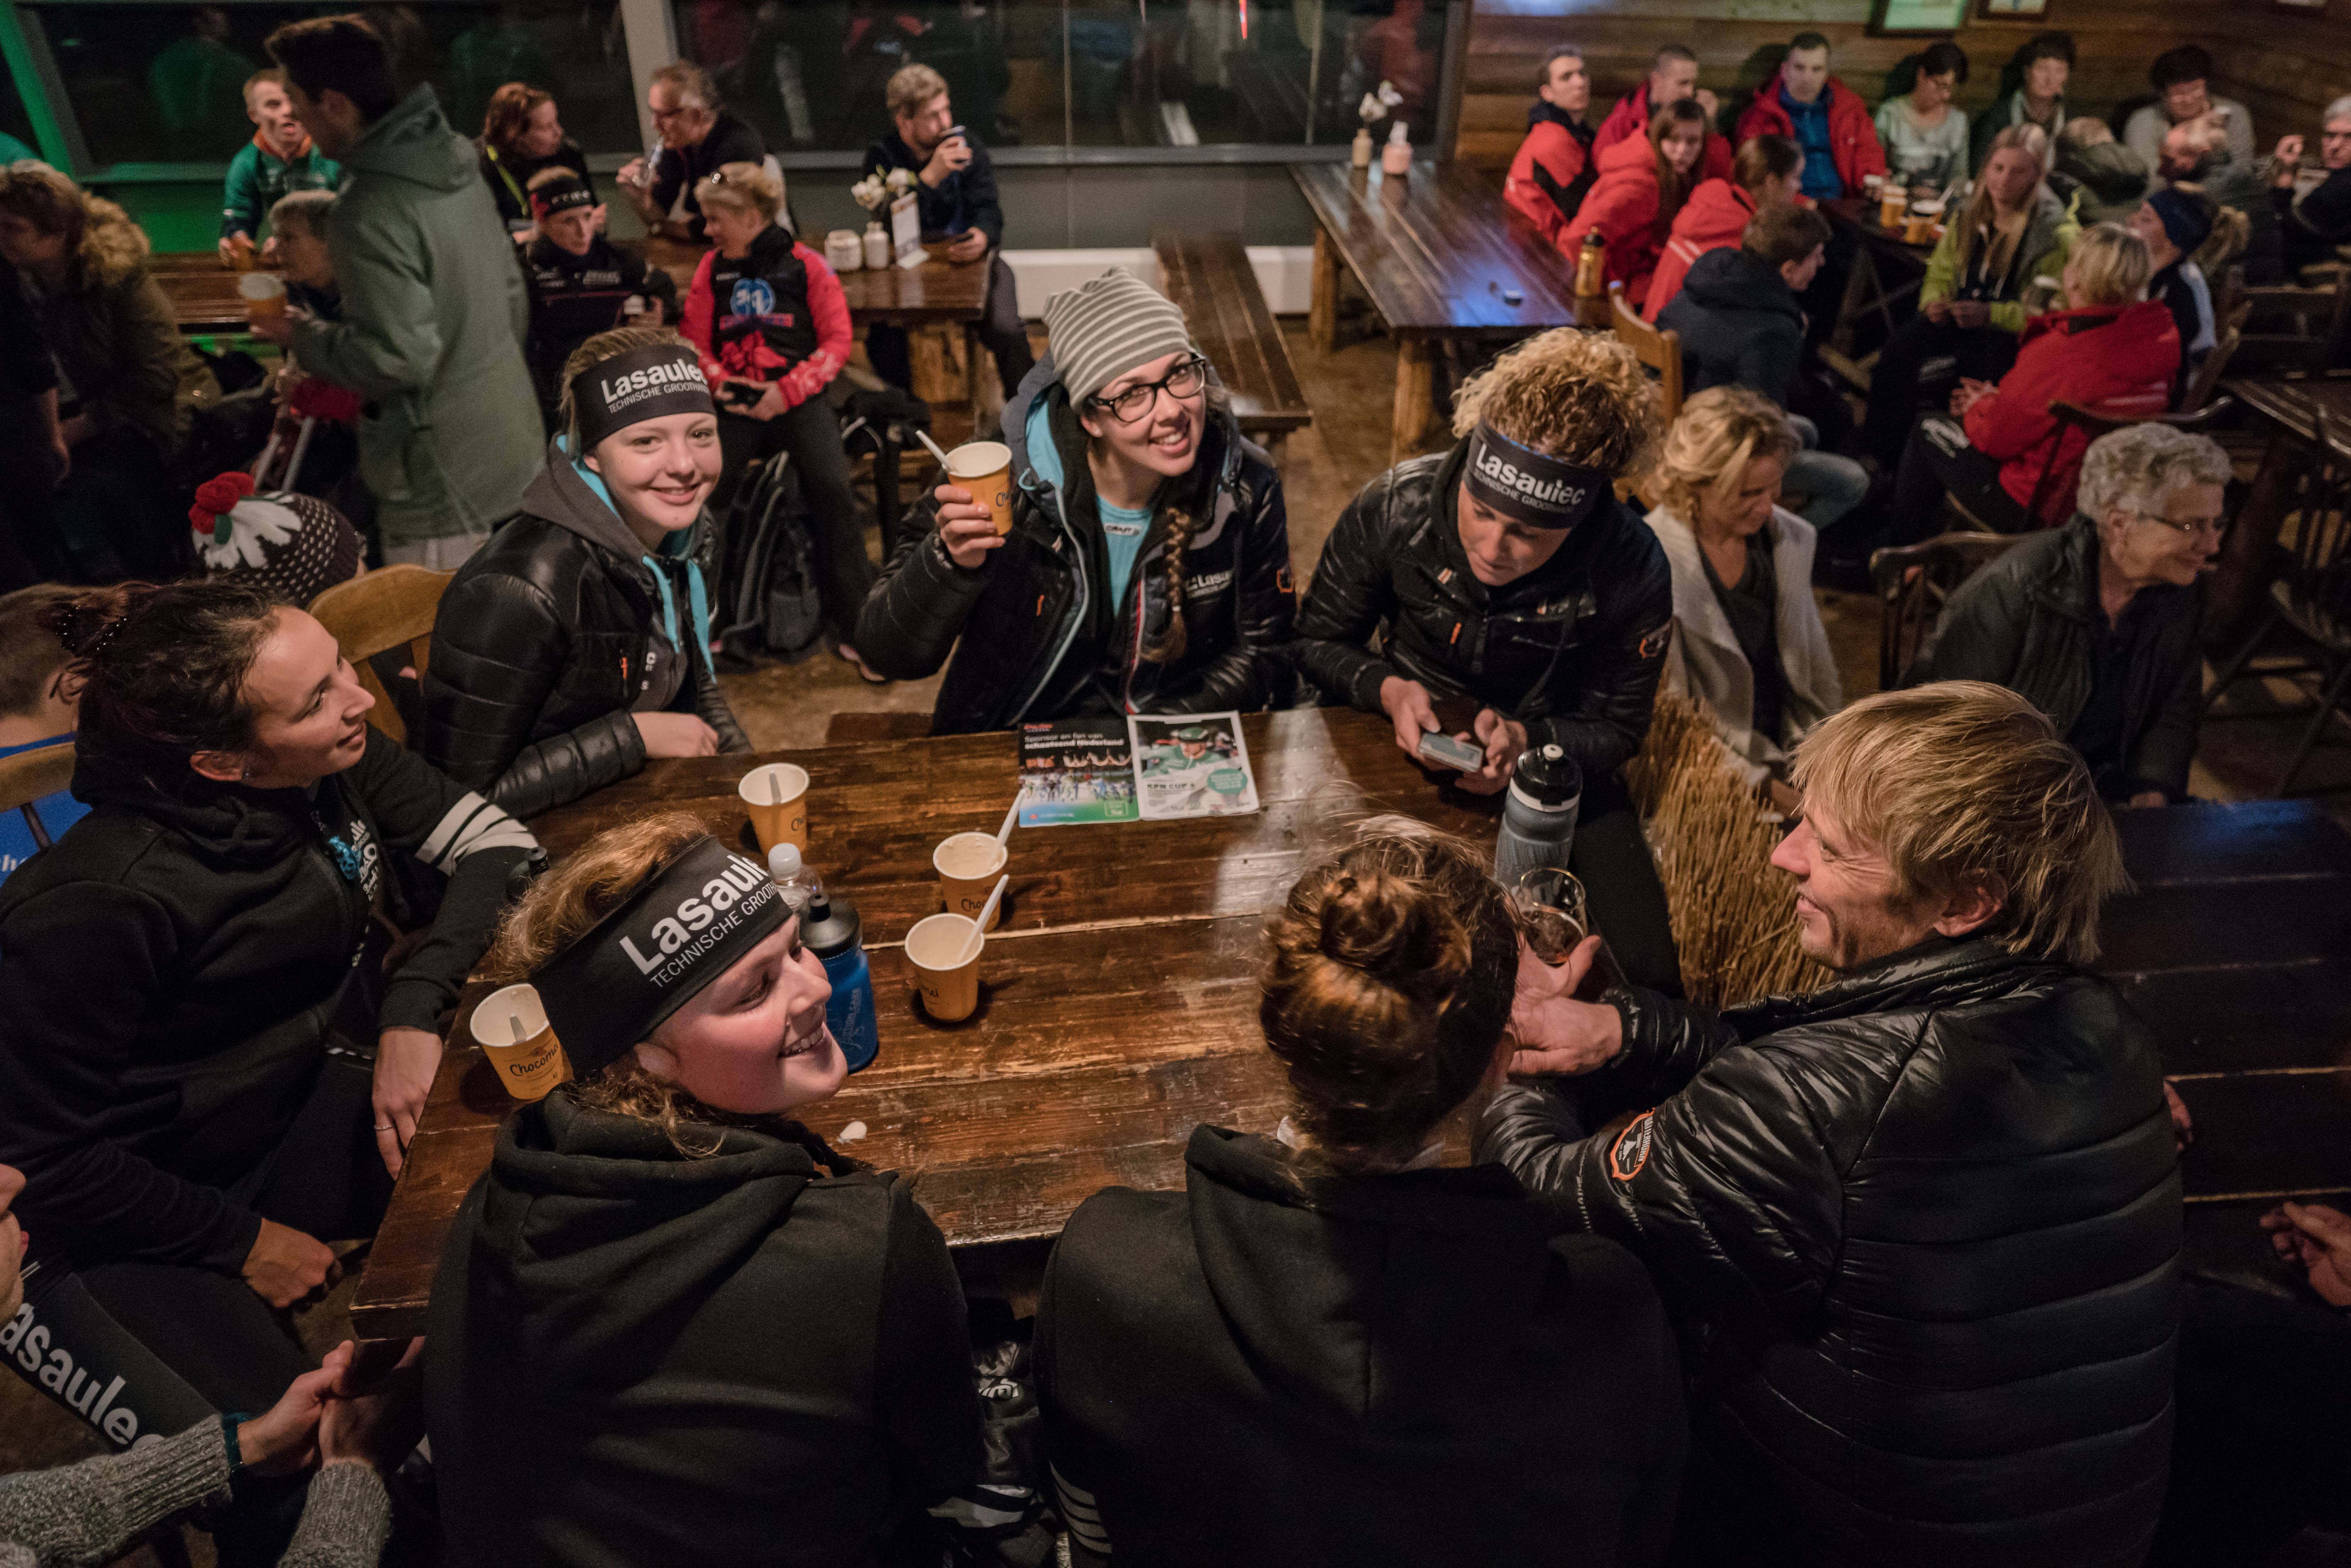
xmin=1450 ymin=329 xmax=1662 ymax=480
xmin=1652 ymin=386 xmax=1800 ymax=524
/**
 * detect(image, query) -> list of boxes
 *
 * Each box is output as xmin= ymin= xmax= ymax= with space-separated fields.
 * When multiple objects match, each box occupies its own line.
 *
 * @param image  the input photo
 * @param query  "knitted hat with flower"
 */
xmin=189 ymin=472 xmax=364 ymax=607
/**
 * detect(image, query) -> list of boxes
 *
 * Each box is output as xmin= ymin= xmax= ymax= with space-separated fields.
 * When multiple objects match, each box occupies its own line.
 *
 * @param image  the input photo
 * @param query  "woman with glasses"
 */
xmin=1905 ymin=423 xmax=2229 ymax=806
xmin=855 ymin=268 xmax=1298 ymax=733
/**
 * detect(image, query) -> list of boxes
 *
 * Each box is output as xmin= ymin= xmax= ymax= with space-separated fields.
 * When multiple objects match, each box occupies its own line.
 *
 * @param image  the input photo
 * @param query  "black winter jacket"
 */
xmin=1293 ymin=440 xmax=1674 ymax=781
xmin=854 ymin=355 xmax=1297 ymax=735
xmin=1037 ymin=1124 xmax=1686 ymax=1568
xmin=428 ymin=1091 xmax=982 ymax=1568
xmin=861 ymin=128 xmax=1005 ymax=246
xmin=0 ymin=736 xmax=535 ymax=1272
xmin=1478 ymin=936 xmax=2182 ymax=1568
xmin=422 ymin=443 xmax=749 ymax=819
xmin=522 ymin=234 xmax=676 ymax=414
xmin=1904 ymin=515 xmax=2201 ymax=800
xmin=2278 ymin=163 xmax=2351 ymax=276
xmin=1658 ymin=246 xmax=1805 ymax=402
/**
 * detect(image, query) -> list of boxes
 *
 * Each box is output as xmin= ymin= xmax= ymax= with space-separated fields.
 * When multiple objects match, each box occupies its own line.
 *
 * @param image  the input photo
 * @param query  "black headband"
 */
xmin=1462 ymin=423 xmax=1609 ymax=531
xmin=531 ymin=836 xmax=791 ymax=1078
xmin=530 ymin=175 xmax=595 ymax=217
xmin=570 ymin=343 xmax=715 ymax=449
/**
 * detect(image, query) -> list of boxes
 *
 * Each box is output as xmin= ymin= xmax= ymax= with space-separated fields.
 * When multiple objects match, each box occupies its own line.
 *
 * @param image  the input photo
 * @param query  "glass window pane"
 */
xmin=0 ymin=54 xmax=38 ymax=159
xmin=25 ymin=0 xmax=638 ymax=169
xmin=671 ymin=0 xmax=1065 ymax=154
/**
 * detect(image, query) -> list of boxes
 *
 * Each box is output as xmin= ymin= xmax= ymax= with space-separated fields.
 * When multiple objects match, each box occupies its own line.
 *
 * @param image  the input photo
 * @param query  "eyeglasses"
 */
xmin=2132 ymin=509 xmax=2226 ymax=539
xmin=1088 ymin=357 xmax=1207 ymax=425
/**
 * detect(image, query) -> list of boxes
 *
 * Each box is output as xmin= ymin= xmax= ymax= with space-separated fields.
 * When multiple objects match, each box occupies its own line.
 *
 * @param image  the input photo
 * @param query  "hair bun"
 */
xmin=42 ymin=585 xmax=138 ymax=660
xmin=1315 ymin=869 xmax=1466 ymax=998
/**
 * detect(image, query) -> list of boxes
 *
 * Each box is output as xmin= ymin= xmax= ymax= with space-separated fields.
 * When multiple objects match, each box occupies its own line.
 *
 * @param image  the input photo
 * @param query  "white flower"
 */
xmin=885 ymin=166 xmax=918 ymax=193
xmin=851 ymin=174 xmax=893 ymax=210
xmin=1358 ymin=81 xmax=1403 ymax=123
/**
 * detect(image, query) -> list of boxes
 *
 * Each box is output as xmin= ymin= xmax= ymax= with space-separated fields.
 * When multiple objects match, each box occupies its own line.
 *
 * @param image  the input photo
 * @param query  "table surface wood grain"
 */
xmin=348 ymin=724 xmax=2351 ymax=1338
xmin=1289 ymin=159 xmax=1584 ymax=339
xmin=630 ymin=235 xmax=989 ymax=325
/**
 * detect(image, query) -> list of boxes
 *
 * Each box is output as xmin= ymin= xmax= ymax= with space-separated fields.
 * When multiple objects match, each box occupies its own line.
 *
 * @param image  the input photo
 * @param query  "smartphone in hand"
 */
xmin=1416 ymin=731 xmax=1485 ymax=772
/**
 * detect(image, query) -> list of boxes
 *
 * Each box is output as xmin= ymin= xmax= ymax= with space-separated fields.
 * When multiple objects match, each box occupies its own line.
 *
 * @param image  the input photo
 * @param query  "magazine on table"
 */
xmin=1127 ymin=711 xmax=1259 ymax=819
xmin=1015 ymin=717 xmax=1139 ymax=826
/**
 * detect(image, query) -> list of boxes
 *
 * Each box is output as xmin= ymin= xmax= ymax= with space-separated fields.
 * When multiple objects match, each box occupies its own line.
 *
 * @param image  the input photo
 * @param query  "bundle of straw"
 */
xmin=1625 ymin=690 xmax=1829 ymax=1012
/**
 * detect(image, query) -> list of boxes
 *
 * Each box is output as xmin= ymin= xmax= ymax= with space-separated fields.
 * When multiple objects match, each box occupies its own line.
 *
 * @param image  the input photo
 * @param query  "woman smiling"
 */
xmin=423 ymin=327 xmax=749 ymax=819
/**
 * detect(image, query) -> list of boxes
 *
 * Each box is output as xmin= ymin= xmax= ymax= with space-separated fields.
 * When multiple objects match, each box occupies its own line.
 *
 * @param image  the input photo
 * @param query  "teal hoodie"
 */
xmin=292 ymin=85 xmax=540 ymax=545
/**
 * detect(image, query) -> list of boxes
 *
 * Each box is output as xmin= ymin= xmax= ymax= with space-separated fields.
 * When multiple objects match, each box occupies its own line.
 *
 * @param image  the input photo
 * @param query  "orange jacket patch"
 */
xmin=1609 ymin=1111 xmax=1656 ymax=1181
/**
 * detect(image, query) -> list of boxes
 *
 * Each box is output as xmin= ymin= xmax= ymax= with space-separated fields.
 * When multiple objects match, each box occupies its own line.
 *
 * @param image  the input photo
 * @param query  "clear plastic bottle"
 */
xmin=767 ymin=843 xmax=821 ymax=915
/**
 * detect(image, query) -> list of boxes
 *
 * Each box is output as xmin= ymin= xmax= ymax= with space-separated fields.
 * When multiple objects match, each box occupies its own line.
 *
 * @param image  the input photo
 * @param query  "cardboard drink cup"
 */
xmin=934 ymin=831 xmax=1007 ymax=930
xmin=238 ymin=271 xmax=287 ymax=327
xmin=738 ymin=763 xmax=809 ymax=854
xmin=469 ymin=983 xmax=572 ymax=1101
xmin=906 ymin=913 xmax=982 ymax=1022
xmin=1878 ymin=188 xmax=1908 ymax=229
xmin=1904 ymin=200 xmax=1943 ymax=245
xmin=946 ymin=440 xmax=1015 ymax=535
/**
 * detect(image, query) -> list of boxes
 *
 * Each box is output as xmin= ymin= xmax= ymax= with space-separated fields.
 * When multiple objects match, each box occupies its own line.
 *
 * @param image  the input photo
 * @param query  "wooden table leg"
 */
xmin=2204 ymin=426 xmax=2295 ymax=655
xmin=1391 ymin=336 xmax=1435 ymax=467
xmin=1310 ymin=227 xmax=1340 ymax=354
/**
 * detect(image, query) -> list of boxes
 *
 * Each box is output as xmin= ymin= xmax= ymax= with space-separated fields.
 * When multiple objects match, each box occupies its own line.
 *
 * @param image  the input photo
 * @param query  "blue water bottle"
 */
xmin=802 ymin=890 xmax=880 ymax=1072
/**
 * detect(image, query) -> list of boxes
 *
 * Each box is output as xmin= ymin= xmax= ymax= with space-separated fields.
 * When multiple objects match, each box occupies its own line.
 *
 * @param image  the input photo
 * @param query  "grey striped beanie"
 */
xmin=1042 ymin=268 xmax=1196 ymax=404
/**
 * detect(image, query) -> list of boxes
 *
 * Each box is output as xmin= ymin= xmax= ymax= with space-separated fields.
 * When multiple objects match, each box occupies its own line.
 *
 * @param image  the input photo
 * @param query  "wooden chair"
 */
xmin=1868 ymin=531 xmax=2027 ymax=691
xmin=0 ymin=742 xmax=75 ymax=851
xmin=2011 ymin=395 xmax=2244 ymax=523
xmin=2231 ymin=266 xmax=2351 ymax=377
xmin=1610 ymin=281 xmax=1683 ymax=423
xmin=2178 ymin=315 xmax=2245 ymax=418
xmin=2202 ymin=407 xmax=2351 ymax=793
xmin=306 ymin=566 xmax=454 ymax=747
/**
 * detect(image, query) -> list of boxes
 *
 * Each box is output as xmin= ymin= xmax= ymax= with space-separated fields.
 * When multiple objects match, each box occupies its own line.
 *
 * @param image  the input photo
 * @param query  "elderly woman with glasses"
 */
xmin=1905 ymin=423 xmax=2230 ymax=805
xmin=856 ymin=268 xmax=1297 ymax=734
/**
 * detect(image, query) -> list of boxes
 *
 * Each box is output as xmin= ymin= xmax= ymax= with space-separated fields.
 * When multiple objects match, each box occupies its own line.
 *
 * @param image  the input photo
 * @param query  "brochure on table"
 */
xmin=1128 ymin=712 xmax=1258 ymax=819
xmin=1016 ymin=718 xmax=1138 ymax=826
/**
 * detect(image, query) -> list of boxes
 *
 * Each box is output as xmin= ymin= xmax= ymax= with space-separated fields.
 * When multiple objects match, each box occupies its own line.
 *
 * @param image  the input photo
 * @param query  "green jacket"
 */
xmin=293 ymin=86 xmax=540 ymax=546
xmin=1921 ymin=185 xmax=2076 ymax=334
xmin=220 ymin=137 xmax=342 ymax=240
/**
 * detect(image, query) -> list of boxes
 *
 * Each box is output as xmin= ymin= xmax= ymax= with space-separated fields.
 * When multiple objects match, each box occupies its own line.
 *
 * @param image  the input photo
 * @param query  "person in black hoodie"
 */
xmin=423 ymin=328 xmax=749 ymax=820
xmin=1292 ymin=328 xmax=1681 ymax=993
xmin=1481 ymin=682 xmax=2180 ymax=1568
xmin=520 ymin=169 xmax=676 ymax=422
xmin=861 ymin=62 xmax=1036 ymax=400
xmin=1038 ymin=819 xmax=1686 ymax=1568
xmin=855 ymin=267 xmax=1296 ymax=734
xmin=428 ymin=812 xmax=982 ymax=1568
xmin=0 ymin=580 xmax=534 ymax=1562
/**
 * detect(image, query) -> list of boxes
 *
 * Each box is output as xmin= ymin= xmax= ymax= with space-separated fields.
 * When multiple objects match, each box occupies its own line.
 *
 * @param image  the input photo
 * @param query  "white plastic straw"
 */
xmin=510 ymin=1012 xmax=526 ymax=1045
xmin=916 ymin=429 xmax=954 ymax=468
xmin=994 ymin=796 xmax=1019 ymax=844
xmin=958 ymin=874 xmax=1010 ymax=964
xmin=768 ymin=769 xmax=780 ymax=805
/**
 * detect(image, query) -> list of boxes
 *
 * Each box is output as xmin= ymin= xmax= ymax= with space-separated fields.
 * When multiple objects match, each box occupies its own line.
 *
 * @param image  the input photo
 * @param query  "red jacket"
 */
xmin=1642 ymin=178 xmax=1756 ymax=321
xmin=1965 ymin=300 xmax=2180 ymax=526
xmin=1592 ymin=84 xmax=1735 ymax=182
xmin=680 ymin=225 xmax=852 ymax=414
xmin=1504 ymin=108 xmax=1597 ymax=251
xmin=1734 ymin=69 xmax=1887 ymax=195
xmin=1562 ymin=136 xmax=1697 ymax=308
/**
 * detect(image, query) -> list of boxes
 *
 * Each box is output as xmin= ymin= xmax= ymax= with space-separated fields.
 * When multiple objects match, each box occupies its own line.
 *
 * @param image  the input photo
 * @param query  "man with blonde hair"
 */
xmin=1483 ymin=680 xmax=2180 ymax=1568
xmin=861 ymin=61 xmax=1033 ymax=398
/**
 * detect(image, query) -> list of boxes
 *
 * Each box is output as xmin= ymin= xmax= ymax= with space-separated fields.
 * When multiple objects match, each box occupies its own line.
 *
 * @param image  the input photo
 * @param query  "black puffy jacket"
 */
xmin=422 ymin=445 xmax=749 ymax=819
xmin=1293 ymin=440 xmax=1674 ymax=782
xmin=853 ymin=355 xmax=1297 ymax=735
xmin=1478 ymin=936 xmax=2182 ymax=1568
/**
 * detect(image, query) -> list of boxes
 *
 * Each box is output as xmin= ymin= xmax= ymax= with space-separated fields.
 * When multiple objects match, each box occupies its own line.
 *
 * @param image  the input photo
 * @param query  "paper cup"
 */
xmin=934 ymin=831 xmax=1007 ymax=930
xmin=1904 ymin=202 xmax=1943 ymax=246
xmin=946 ymin=440 xmax=1014 ymax=536
xmin=238 ymin=271 xmax=287 ymax=327
xmin=738 ymin=763 xmax=809 ymax=854
xmin=469 ymin=983 xmax=572 ymax=1101
xmin=1878 ymin=188 xmax=1908 ymax=230
xmin=906 ymin=913 xmax=982 ymax=1023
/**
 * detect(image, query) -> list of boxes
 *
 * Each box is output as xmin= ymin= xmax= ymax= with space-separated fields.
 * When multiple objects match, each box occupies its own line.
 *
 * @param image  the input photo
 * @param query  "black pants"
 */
xmin=1573 ymin=772 xmax=1684 ymax=1000
xmin=5 ymin=1051 xmax=393 ymax=1566
xmin=1859 ymin=316 xmax=2021 ymax=470
xmin=718 ymin=397 xmax=878 ymax=645
xmin=867 ymin=252 xmax=1036 ymax=401
xmin=1798 ymin=223 xmax=1860 ymax=350
xmin=1884 ymin=413 xmax=2028 ymax=548
xmin=2147 ymin=1276 xmax=2351 ymax=1567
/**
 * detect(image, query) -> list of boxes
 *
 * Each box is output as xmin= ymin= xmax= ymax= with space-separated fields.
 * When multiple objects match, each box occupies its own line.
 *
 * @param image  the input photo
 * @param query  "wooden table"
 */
xmin=1153 ymin=230 xmax=1313 ymax=466
xmin=1290 ymin=159 xmax=1589 ymax=464
xmin=351 ymin=708 xmax=1499 ymax=1338
xmin=2207 ymin=375 xmax=2351 ymax=653
xmin=1819 ymin=197 xmax=1936 ymax=394
xmin=154 ymin=263 xmax=251 ymax=337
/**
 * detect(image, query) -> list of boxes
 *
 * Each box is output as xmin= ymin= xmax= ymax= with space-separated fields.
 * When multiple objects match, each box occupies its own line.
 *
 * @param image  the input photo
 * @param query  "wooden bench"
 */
xmin=1152 ymin=231 xmax=1312 ymax=466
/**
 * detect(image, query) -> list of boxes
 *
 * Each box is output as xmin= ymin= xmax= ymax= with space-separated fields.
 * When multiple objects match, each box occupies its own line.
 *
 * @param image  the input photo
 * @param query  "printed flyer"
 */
xmin=1127 ymin=712 xmax=1259 ymax=819
xmin=1016 ymin=718 xmax=1139 ymax=826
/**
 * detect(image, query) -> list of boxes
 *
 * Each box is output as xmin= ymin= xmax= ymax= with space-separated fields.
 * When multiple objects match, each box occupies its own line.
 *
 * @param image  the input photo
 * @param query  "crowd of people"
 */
xmin=1 ymin=11 xmax=2349 ymax=1568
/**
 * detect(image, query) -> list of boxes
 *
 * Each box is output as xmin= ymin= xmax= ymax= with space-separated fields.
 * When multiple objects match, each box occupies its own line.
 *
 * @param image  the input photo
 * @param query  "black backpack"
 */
xmin=713 ymin=451 xmax=826 ymax=668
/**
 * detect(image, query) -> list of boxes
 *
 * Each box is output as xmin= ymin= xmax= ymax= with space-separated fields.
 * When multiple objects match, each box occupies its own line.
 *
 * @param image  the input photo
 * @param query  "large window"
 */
xmin=21 ymin=0 xmax=639 ymax=170
xmin=667 ymin=0 xmax=1448 ymax=154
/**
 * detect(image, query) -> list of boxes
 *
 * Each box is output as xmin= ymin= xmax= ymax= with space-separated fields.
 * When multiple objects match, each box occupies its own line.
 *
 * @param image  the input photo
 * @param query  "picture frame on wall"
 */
xmin=1977 ymin=0 xmax=2051 ymax=16
xmin=1870 ymin=0 xmax=1970 ymax=34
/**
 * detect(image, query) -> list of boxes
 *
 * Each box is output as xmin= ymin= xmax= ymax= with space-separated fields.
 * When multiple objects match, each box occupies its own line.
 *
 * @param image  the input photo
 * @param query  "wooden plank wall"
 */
xmin=1454 ymin=0 xmax=2321 ymax=171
